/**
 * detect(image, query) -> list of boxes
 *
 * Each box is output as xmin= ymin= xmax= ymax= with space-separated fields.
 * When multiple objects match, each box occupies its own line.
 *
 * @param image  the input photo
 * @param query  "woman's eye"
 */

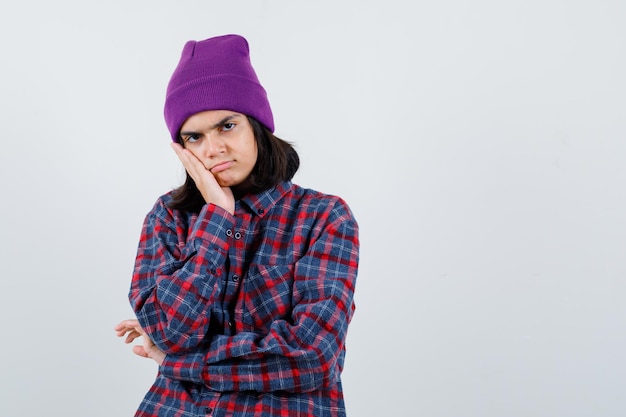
xmin=184 ymin=134 xmax=201 ymax=143
xmin=222 ymin=122 xmax=235 ymax=131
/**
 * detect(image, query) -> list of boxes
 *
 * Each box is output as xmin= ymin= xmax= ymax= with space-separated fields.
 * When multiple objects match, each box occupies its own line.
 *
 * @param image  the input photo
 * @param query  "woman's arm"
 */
xmin=129 ymin=198 xmax=234 ymax=354
xmin=158 ymin=204 xmax=359 ymax=393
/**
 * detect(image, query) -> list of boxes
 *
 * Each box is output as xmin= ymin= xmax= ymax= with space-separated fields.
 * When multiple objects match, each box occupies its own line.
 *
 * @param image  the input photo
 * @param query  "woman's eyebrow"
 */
xmin=209 ymin=114 xmax=239 ymax=130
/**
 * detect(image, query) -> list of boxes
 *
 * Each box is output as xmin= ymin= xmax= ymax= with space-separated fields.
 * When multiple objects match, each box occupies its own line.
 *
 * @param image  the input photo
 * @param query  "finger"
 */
xmin=124 ymin=330 xmax=142 ymax=344
xmin=115 ymin=324 xmax=141 ymax=339
xmin=171 ymin=143 xmax=213 ymax=181
xmin=171 ymin=143 xmax=202 ymax=172
xmin=115 ymin=327 xmax=133 ymax=338
xmin=114 ymin=319 xmax=139 ymax=331
xmin=132 ymin=345 xmax=150 ymax=359
xmin=131 ymin=325 xmax=147 ymax=337
xmin=114 ymin=321 xmax=128 ymax=333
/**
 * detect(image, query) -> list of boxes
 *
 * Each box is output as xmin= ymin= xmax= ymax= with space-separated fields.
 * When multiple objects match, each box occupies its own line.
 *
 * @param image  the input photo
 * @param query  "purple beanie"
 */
xmin=164 ymin=34 xmax=274 ymax=141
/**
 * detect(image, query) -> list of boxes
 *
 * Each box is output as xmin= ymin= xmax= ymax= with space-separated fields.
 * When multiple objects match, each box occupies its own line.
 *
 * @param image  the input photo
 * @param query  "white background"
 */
xmin=1 ymin=1 xmax=625 ymax=416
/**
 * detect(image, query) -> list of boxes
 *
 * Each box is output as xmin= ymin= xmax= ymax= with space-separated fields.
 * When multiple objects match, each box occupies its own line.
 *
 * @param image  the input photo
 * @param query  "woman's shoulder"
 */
xmin=145 ymin=190 xmax=193 ymax=224
xmin=149 ymin=190 xmax=176 ymax=212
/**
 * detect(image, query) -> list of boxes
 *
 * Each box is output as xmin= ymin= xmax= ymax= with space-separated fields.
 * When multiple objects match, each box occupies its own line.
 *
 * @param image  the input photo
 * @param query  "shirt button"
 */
xmin=205 ymin=407 xmax=213 ymax=414
xmin=228 ymin=321 xmax=234 ymax=328
xmin=210 ymin=268 xmax=216 ymax=275
xmin=226 ymin=229 xmax=233 ymax=237
xmin=232 ymin=274 xmax=239 ymax=282
xmin=234 ymin=231 xmax=241 ymax=239
xmin=259 ymin=209 xmax=264 ymax=215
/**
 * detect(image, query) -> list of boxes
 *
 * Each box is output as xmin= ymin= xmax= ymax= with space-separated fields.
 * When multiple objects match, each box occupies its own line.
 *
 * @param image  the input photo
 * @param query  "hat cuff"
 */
xmin=164 ymin=74 xmax=274 ymax=141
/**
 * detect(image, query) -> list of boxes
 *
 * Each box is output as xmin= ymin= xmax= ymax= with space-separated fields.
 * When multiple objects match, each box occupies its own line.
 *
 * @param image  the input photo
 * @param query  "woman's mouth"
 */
xmin=210 ymin=161 xmax=234 ymax=173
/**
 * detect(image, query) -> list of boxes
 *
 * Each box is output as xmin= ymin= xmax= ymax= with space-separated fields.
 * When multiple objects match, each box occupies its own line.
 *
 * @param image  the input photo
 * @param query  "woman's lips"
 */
xmin=210 ymin=161 xmax=234 ymax=173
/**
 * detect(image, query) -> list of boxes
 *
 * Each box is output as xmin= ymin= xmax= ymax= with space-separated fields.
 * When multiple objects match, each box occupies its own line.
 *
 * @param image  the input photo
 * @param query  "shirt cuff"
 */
xmin=159 ymin=352 xmax=206 ymax=385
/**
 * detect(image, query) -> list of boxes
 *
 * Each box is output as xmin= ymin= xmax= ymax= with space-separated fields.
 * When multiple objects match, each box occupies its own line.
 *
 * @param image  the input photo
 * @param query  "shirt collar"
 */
xmin=235 ymin=181 xmax=293 ymax=217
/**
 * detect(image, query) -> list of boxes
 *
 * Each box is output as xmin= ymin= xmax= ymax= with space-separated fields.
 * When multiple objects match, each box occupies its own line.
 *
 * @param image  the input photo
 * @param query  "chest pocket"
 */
xmin=239 ymin=264 xmax=295 ymax=331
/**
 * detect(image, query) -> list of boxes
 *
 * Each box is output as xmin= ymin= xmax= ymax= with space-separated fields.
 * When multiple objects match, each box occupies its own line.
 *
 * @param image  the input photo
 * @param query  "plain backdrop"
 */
xmin=1 ymin=1 xmax=625 ymax=416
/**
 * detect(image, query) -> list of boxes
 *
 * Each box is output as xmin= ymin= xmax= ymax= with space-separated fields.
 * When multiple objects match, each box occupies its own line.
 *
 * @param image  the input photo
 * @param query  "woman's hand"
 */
xmin=115 ymin=319 xmax=166 ymax=365
xmin=171 ymin=142 xmax=235 ymax=214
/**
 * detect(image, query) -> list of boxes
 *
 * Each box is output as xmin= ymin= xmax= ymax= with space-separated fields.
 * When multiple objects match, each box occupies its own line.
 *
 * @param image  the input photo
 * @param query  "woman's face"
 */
xmin=179 ymin=110 xmax=258 ymax=188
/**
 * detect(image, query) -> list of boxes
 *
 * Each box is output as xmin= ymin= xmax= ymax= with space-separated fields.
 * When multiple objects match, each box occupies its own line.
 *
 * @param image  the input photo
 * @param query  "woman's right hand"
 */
xmin=171 ymin=142 xmax=235 ymax=214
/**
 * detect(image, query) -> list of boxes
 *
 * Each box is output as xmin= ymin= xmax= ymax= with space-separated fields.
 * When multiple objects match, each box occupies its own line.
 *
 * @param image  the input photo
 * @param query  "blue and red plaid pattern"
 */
xmin=129 ymin=181 xmax=359 ymax=416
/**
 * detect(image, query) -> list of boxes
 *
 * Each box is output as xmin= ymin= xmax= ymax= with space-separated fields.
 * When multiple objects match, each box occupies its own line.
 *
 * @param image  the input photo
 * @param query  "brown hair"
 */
xmin=168 ymin=116 xmax=299 ymax=212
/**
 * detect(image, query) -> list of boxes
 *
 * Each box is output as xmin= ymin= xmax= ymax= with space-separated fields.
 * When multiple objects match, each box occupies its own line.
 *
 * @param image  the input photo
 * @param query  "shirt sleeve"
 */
xmin=158 ymin=201 xmax=360 ymax=393
xmin=129 ymin=198 xmax=235 ymax=354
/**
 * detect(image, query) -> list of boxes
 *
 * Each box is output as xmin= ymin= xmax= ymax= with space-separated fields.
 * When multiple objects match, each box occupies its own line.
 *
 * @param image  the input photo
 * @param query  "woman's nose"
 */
xmin=202 ymin=134 xmax=224 ymax=157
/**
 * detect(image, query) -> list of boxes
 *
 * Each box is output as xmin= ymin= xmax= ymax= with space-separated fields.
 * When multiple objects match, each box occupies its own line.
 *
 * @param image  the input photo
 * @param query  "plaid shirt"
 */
xmin=129 ymin=181 xmax=359 ymax=417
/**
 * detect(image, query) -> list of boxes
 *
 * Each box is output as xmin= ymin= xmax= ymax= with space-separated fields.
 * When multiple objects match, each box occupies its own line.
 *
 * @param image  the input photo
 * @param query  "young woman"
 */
xmin=115 ymin=34 xmax=360 ymax=417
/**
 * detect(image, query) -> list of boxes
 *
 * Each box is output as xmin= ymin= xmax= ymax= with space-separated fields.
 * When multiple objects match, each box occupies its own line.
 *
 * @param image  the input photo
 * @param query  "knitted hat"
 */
xmin=164 ymin=34 xmax=274 ymax=141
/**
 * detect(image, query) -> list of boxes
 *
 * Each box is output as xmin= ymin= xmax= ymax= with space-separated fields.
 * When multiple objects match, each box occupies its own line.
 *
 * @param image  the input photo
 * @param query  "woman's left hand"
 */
xmin=115 ymin=319 xmax=166 ymax=365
